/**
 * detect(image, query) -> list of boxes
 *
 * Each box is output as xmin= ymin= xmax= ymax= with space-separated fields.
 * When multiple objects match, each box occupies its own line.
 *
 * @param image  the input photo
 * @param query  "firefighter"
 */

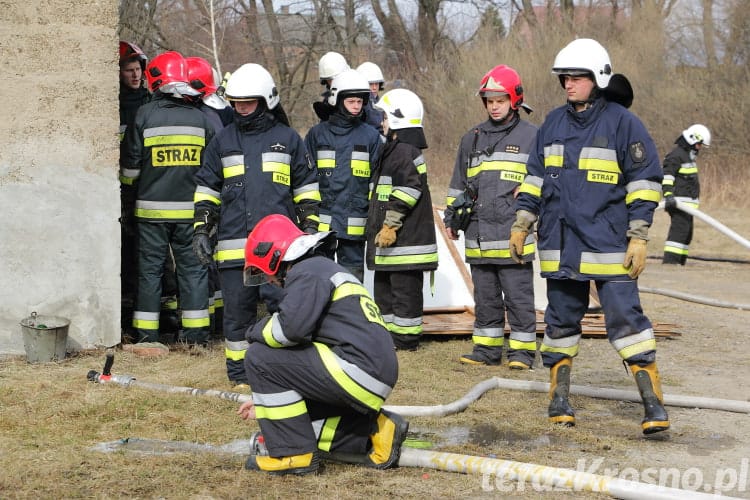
xmin=662 ymin=124 xmax=711 ymax=265
xmin=192 ymin=63 xmax=320 ymax=390
xmin=120 ymin=51 xmax=215 ymax=348
xmin=118 ymin=41 xmax=150 ymax=342
xmin=186 ymin=56 xmax=233 ymax=338
xmin=238 ymin=214 xmax=407 ymax=475
xmin=305 ymin=69 xmax=381 ymax=282
xmin=444 ymin=65 xmax=538 ymax=369
xmin=511 ymin=39 xmax=669 ymax=434
xmin=186 ymin=56 xmax=233 ymax=130
xmin=355 ymin=61 xmax=385 ymax=133
xmin=365 ymin=88 xmax=438 ymax=351
xmin=313 ymin=51 xmax=350 ymax=122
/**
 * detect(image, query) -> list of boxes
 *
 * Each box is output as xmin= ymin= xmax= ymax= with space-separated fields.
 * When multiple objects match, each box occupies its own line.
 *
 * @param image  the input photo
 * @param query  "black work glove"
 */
xmin=301 ymin=219 xmax=319 ymax=234
xmin=192 ymin=227 xmax=214 ymax=266
xmin=664 ymin=196 xmax=676 ymax=211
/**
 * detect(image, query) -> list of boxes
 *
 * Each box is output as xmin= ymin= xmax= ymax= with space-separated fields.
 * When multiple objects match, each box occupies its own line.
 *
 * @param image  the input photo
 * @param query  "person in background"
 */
xmin=120 ymin=51 xmax=214 ymax=350
xmin=239 ymin=214 xmax=407 ymax=476
xmin=193 ymin=63 xmax=320 ymax=390
xmin=186 ymin=56 xmax=233 ymax=339
xmin=305 ymin=69 xmax=381 ymax=282
xmin=356 ymin=61 xmax=385 ymax=133
xmin=366 ymin=88 xmax=437 ymax=351
xmin=313 ymin=51 xmax=350 ymax=122
xmin=444 ymin=65 xmax=538 ymax=369
xmin=662 ymin=124 xmax=711 ymax=265
xmin=511 ymin=39 xmax=668 ymax=435
xmin=118 ymin=41 xmax=150 ymax=343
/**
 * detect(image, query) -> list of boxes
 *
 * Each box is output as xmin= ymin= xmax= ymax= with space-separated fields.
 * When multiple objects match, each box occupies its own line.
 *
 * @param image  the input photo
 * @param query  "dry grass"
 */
xmin=0 ymin=337 xmax=702 ymax=499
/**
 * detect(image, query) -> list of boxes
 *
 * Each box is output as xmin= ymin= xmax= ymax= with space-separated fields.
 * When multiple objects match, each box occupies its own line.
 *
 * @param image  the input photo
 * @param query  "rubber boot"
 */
xmin=631 ymin=362 xmax=670 ymax=435
xmin=245 ymin=452 xmax=320 ymax=476
xmin=548 ymin=358 xmax=575 ymax=426
xmin=365 ymin=409 xmax=409 ymax=469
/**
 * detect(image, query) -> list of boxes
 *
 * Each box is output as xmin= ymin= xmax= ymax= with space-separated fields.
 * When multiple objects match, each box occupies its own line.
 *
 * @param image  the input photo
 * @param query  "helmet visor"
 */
xmin=243 ymin=266 xmax=269 ymax=287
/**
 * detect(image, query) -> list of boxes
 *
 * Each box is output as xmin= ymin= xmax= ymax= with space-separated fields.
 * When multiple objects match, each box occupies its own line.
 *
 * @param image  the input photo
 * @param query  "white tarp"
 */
xmin=364 ymin=208 xmax=549 ymax=312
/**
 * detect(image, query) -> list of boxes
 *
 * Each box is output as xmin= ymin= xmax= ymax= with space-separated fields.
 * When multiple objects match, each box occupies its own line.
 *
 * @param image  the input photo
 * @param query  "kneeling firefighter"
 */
xmin=238 ymin=214 xmax=409 ymax=475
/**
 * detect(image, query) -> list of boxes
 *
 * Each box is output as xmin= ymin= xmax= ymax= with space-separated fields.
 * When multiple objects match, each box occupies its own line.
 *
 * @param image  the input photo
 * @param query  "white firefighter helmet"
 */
xmin=318 ymin=51 xmax=350 ymax=83
xmin=682 ymin=124 xmax=711 ymax=146
xmin=224 ymin=63 xmax=279 ymax=109
xmin=552 ymin=38 xmax=613 ymax=89
xmin=374 ymin=88 xmax=423 ymax=130
xmin=327 ymin=69 xmax=371 ymax=107
xmin=356 ymin=61 xmax=385 ymax=89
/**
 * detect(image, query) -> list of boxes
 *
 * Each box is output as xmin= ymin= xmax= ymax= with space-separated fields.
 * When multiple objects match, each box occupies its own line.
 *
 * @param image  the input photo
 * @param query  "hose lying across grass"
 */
xmin=88 ymin=357 xmax=748 ymax=499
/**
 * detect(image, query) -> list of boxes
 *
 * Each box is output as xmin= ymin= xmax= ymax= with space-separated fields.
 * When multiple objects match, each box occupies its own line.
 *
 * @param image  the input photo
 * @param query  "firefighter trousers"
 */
xmin=220 ymin=267 xmax=285 ymax=384
xmin=540 ymin=278 xmax=655 ymax=367
xmin=664 ymin=208 xmax=693 ymax=264
xmin=245 ymin=342 xmax=396 ymax=458
xmin=469 ymin=263 xmax=537 ymax=365
xmin=373 ymin=269 xmax=424 ymax=350
xmin=134 ymin=222 xmax=209 ymax=344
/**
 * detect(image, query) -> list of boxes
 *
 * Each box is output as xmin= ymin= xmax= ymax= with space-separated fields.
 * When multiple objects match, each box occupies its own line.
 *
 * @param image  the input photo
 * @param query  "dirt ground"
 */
xmin=1 ymin=206 xmax=748 ymax=499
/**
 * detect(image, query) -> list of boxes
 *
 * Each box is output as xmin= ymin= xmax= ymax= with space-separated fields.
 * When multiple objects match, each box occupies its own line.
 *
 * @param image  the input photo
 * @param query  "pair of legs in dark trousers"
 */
xmin=134 ymin=222 xmax=209 ymax=344
xmin=373 ymin=270 xmax=424 ymax=350
xmin=245 ymin=342 xmax=393 ymax=458
xmin=540 ymin=278 xmax=655 ymax=367
xmin=663 ymin=208 xmax=693 ymax=265
xmin=322 ymin=239 xmax=365 ymax=282
xmin=465 ymin=263 xmax=536 ymax=366
xmin=219 ymin=267 xmax=285 ymax=384
xmin=541 ymin=278 xmax=667 ymax=434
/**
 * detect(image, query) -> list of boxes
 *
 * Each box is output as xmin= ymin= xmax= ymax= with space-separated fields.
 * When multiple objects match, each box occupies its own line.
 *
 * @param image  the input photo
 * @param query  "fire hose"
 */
xmin=661 ymin=200 xmax=750 ymax=251
xmin=88 ymin=352 xmax=747 ymax=499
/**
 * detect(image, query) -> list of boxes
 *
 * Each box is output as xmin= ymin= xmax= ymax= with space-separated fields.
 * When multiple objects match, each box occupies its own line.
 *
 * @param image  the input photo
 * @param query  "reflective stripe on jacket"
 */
xmin=515 ymin=98 xmax=662 ymax=280
xmin=366 ymin=139 xmax=438 ymax=271
xmin=446 ymin=116 xmax=538 ymax=265
xmin=121 ymin=94 xmax=215 ymax=222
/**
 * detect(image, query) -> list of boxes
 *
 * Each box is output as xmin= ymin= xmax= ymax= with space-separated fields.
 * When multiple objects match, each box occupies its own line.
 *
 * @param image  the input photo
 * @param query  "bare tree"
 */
xmin=369 ymin=0 xmax=418 ymax=70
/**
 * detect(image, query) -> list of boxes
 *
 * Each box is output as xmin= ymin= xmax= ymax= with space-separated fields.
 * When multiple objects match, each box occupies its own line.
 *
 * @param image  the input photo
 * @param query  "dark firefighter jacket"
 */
xmin=247 ymin=255 xmax=398 ymax=413
xmin=515 ymin=97 xmax=662 ymax=280
xmin=366 ymin=139 xmax=438 ymax=272
xmin=662 ymin=135 xmax=700 ymax=207
xmin=120 ymin=93 xmax=215 ymax=223
xmin=194 ymin=112 xmax=320 ymax=269
xmin=445 ymin=115 xmax=538 ymax=264
xmin=305 ymin=113 xmax=381 ymax=240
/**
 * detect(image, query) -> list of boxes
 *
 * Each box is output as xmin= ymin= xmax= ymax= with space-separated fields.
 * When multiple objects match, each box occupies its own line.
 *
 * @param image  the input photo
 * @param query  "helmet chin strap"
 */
xmin=489 ymin=108 xmax=516 ymax=125
xmin=568 ymin=88 xmax=601 ymax=110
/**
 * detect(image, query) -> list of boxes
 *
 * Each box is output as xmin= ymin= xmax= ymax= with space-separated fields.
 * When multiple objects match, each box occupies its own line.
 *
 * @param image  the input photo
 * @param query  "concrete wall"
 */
xmin=0 ymin=1 xmax=121 ymax=354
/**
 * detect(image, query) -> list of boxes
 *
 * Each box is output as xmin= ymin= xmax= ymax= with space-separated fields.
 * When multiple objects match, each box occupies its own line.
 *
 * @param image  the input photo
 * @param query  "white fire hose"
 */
xmin=662 ymin=200 xmax=750 ymax=250
xmin=88 ymin=354 xmax=747 ymax=499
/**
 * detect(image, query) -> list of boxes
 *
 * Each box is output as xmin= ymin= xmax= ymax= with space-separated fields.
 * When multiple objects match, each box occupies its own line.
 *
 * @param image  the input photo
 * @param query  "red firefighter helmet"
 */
xmin=477 ymin=65 xmax=525 ymax=110
xmin=186 ymin=56 xmax=218 ymax=95
xmin=145 ymin=51 xmax=188 ymax=92
xmin=244 ymin=215 xmax=331 ymax=285
xmin=119 ymin=41 xmax=147 ymax=69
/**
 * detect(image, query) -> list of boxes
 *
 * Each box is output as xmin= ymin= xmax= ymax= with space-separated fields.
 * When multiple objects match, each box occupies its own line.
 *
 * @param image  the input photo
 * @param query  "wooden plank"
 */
xmin=422 ymin=309 xmax=681 ymax=338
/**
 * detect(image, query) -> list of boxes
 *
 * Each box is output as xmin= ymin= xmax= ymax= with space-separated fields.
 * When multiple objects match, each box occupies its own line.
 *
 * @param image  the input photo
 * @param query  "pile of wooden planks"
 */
xmin=422 ymin=306 xmax=682 ymax=338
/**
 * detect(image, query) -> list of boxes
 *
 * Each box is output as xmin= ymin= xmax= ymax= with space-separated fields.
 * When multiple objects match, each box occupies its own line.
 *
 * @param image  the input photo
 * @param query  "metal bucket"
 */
xmin=20 ymin=311 xmax=70 ymax=363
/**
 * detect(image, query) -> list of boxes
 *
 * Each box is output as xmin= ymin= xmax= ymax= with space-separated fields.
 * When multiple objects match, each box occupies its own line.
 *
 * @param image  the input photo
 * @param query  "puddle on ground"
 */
xmin=91 ymin=437 xmax=251 ymax=456
xmin=92 ymin=423 xmax=575 ymax=457
xmin=673 ymin=431 xmax=734 ymax=456
xmin=407 ymin=424 xmax=576 ymax=451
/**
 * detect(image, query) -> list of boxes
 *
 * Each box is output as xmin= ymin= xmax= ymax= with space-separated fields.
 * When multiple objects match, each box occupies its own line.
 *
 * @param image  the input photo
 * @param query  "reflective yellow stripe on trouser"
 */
xmin=253 ymin=390 xmax=308 ymax=420
xmin=313 ymin=342 xmax=389 ymax=412
xmin=312 ymin=416 xmax=341 ymax=452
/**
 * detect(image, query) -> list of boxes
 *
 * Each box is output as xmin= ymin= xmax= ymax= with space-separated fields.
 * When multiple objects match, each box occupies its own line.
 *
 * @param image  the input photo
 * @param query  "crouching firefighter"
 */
xmin=238 ymin=214 xmax=409 ymax=475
